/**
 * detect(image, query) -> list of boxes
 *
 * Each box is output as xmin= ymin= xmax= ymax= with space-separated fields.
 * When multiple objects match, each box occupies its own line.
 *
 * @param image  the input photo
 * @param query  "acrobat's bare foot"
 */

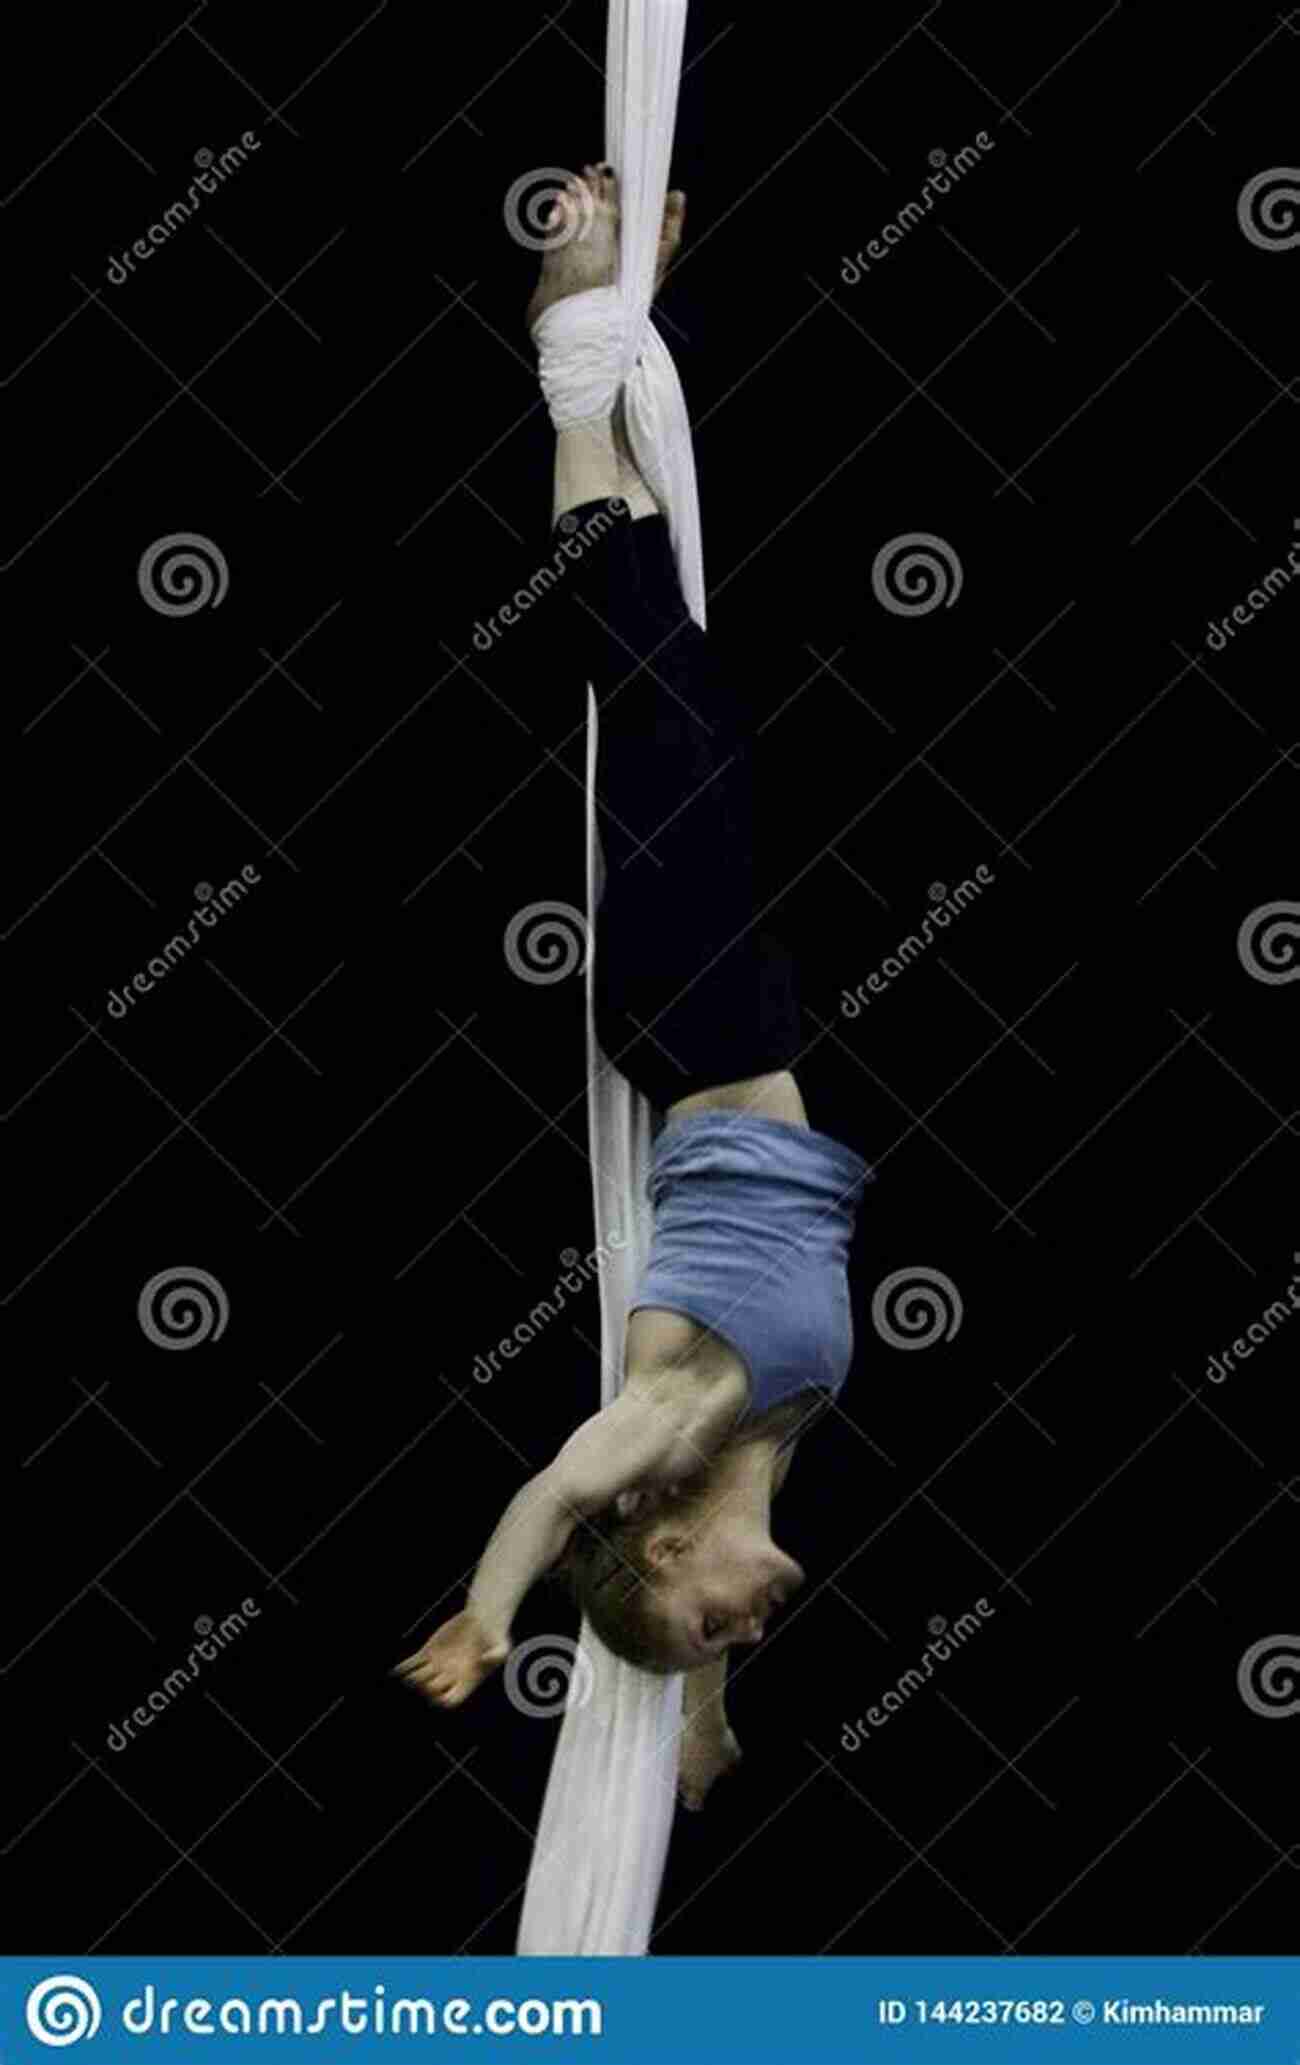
xmin=527 ymin=165 xmax=620 ymax=332
xmin=677 ymin=1713 xmax=743 ymax=1812
xmin=394 ymin=1609 xmax=508 ymax=1710
xmin=526 ymin=167 xmax=687 ymax=332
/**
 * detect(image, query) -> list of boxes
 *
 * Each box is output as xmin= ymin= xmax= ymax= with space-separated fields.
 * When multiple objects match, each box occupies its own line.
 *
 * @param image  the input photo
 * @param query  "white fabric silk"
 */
xmin=533 ymin=285 xmax=626 ymax=428
xmin=515 ymin=0 xmax=703 ymax=1958
xmin=528 ymin=2 xmax=703 ymax=631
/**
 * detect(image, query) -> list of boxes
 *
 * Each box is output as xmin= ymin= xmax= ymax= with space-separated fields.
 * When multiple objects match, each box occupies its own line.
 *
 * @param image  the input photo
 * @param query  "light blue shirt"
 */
xmin=629 ymin=1112 xmax=874 ymax=1421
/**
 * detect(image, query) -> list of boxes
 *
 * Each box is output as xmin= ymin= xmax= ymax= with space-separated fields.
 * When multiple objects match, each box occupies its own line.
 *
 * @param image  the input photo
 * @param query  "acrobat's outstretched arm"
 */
xmin=396 ymin=1388 xmax=702 ymax=1709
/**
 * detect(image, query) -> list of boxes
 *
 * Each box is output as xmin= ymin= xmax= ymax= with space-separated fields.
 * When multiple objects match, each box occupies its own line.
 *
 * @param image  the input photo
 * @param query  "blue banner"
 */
xmin=2 ymin=1960 xmax=1298 ymax=2062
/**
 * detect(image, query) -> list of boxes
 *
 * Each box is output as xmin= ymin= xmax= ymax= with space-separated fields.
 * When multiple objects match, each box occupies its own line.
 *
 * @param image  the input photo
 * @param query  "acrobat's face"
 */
xmin=643 ymin=1524 xmax=805 ymax=1668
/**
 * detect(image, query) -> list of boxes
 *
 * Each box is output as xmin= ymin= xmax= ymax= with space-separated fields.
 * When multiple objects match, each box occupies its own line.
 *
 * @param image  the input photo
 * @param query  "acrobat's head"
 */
xmin=553 ymin=1480 xmax=804 ymax=1674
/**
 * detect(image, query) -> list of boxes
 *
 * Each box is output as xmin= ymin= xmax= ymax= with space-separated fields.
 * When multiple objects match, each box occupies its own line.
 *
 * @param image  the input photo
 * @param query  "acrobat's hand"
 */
xmin=677 ymin=1712 xmax=743 ymax=1813
xmin=394 ymin=1609 xmax=510 ymax=1710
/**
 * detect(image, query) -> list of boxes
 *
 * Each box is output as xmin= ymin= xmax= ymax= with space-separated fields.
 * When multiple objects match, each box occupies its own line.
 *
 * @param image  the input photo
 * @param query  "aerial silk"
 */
xmin=516 ymin=0 xmax=702 ymax=1957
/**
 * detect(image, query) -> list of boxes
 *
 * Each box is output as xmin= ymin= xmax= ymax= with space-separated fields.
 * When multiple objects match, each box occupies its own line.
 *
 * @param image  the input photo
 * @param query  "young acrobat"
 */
xmin=398 ymin=168 xmax=872 ymax=1811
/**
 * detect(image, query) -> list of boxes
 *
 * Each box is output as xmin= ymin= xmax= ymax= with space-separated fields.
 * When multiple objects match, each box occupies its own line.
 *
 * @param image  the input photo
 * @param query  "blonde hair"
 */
xmin=547 ymin=1394 xmax=821 ymax=1671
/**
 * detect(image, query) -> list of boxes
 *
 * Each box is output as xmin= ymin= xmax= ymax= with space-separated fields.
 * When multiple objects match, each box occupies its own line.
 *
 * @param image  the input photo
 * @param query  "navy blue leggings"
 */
xmin=557 ymin=499 xmax=802 ymax=1111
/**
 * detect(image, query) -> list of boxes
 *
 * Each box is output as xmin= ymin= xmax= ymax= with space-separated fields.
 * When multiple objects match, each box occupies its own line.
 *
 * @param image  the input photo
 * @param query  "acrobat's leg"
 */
xmin=530 ymin=166 xmax=684 ymax=524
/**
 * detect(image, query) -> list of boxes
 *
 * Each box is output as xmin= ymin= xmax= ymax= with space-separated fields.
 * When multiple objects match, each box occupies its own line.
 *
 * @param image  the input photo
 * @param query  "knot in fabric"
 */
xmin=531 ymin=285 xmax=649 ymax=428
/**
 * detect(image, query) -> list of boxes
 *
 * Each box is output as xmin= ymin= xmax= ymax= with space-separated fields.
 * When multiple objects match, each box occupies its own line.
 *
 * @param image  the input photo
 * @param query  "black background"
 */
xmin=5 ymin=0 xmax=1298 ymax=1957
